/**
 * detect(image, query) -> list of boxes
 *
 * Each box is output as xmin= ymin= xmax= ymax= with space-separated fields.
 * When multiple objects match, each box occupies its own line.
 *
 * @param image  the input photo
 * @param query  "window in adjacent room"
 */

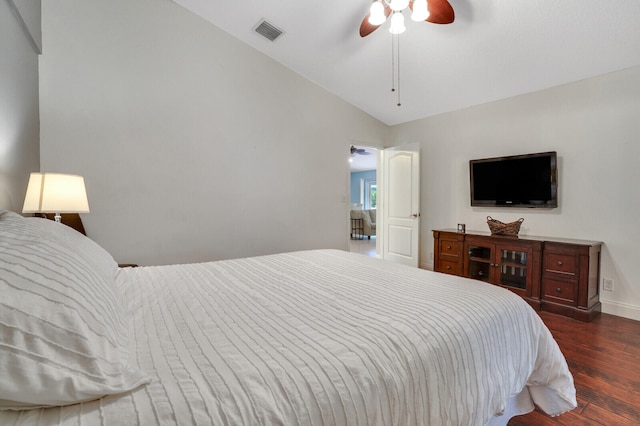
xmin=362 ymin=178 xmax=377 ymax=210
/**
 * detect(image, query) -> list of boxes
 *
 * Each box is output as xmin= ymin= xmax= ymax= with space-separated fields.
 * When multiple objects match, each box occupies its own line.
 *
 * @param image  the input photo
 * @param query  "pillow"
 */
xmin=0 ymin=211 xmax=149 ymax=410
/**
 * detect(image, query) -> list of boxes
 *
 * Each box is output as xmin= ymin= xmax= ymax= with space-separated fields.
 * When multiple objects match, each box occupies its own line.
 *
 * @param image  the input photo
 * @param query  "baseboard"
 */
xmin=420 ymin=262 xmax=434 ymax=271
xmin=601 ymin=300 xmax=640 ymax=321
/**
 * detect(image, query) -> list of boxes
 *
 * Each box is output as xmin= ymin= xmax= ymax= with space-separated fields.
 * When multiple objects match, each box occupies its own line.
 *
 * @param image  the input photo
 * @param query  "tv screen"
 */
xmin=470 ymin=151 xmax=557 ymax=208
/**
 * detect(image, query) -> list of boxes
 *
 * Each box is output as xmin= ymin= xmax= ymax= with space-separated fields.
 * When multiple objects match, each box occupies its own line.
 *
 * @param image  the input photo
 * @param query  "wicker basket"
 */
xmin=486 ymin=216 xmax=524 ymax=236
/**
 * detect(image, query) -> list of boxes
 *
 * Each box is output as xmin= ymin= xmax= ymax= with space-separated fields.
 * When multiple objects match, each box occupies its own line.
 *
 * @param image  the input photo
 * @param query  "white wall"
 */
xmin=8 ymin=0 xmax=42 ymax=53
xmin=0 ymin=0 xmax=40 ymax=211
xmin=391 ymin=66 xmax=640 ymax=320
xmin=39 ymin=0 xmax=389 ymax=266
xmin=39 ymin=1 xmax=640 ymax=320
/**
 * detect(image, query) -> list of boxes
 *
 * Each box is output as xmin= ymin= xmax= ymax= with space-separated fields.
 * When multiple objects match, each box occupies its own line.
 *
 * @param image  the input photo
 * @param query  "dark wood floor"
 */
xmin=508 ymin=311 xmax=640 ymax=425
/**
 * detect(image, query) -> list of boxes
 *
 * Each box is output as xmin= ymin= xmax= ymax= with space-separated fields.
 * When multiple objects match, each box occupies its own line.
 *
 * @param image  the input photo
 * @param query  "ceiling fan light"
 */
xmin=411 ymin=0 xmax=430 ymax=21
xmin=368 ymin=1 xmax=387 ymax=26
xmin=389 ymin=12 xmax=406 ymax=34
xmin=388 ymin=0 xmax=409 ymax=12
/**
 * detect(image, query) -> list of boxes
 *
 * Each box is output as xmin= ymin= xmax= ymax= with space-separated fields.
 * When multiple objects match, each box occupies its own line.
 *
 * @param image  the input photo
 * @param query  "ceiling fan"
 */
xmin=351 ymin=146 xmax=371 ymax=156
xmin=359 ymin=0 xmax=455 ymax=106
xmin=359 ymin=0 xmax=455 ymax=37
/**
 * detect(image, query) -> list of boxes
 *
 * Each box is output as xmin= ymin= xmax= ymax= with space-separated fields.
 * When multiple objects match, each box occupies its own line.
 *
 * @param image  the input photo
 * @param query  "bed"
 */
xmin=0 ymin=210 xmax=576 ymax=425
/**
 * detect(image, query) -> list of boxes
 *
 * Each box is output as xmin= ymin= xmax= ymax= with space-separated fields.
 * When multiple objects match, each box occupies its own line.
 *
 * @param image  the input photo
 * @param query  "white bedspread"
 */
xmin=1 ymin=249 xmax=576 ymax=425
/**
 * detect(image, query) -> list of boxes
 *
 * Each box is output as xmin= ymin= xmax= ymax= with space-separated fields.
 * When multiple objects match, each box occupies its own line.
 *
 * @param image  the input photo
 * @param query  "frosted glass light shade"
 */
xmin=411 ymin=0 xmax=430 ymax=21
xmin=368 ymin=1 xmax=387 ymax=25
xmin=388 ymin=0 xmax=409 ymax=12
xmin=389 ymin=12 xmax=406 ymax=34
xmin=22 ymin=173 xmax=90 ymax=214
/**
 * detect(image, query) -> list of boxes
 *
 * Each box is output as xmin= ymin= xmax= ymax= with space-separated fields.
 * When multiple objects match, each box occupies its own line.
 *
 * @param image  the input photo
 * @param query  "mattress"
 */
xmin=0 ymin=249 xmax=576 ymax=425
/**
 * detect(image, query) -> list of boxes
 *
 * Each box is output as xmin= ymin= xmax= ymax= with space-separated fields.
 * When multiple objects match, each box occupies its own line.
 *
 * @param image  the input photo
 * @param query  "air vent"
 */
xmin=254 ymin=19 xmax=284 ymax=42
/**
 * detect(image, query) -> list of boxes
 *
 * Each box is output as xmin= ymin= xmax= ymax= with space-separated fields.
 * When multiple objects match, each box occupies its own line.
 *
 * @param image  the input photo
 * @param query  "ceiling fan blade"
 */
xmin=426 ymin=0 xmax=455 ymax=25
xmin=359 ymin=16 xmax=379 ymax=37
xmin=350 ymin=145 xmax=371 ymax=155
xmin=359 ymin=6 xmax=392 ymax=37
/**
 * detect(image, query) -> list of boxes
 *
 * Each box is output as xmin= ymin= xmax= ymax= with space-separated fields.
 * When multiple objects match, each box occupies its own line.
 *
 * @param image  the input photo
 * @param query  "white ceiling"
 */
xmin=172 ymin=0 xmax=640 ymax=126
xmin=350 ymin=145 xmax=378 ymax=172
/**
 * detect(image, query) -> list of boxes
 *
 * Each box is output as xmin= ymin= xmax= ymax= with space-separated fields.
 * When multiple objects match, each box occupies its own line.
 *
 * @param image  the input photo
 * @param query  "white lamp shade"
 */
xmin=22 ymin=173 xmax=90 ymax=214
xmin=411 ymin=0 xmax=430 ymax=21
xmin=388 ymin=0 xmax=409 ymax=12
xmin=368 ymin=1 xmax=387 ymax=26
xmin=389 ymin=12 xmax=406 ymax=34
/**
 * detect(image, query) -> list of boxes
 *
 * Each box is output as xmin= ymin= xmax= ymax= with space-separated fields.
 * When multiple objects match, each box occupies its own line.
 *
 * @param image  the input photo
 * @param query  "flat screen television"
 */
xmin=470 ymin=151 xmax=558 ymax=208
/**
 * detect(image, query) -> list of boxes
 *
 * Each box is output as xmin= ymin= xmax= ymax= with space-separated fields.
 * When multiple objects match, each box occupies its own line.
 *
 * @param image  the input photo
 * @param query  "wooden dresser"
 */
xmin=433 ymin=229 xmax=602 ymax=322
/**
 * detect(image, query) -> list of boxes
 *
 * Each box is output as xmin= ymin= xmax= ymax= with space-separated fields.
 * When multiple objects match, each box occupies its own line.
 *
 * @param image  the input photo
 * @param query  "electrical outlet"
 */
xmin=429 ymin=251 xmax=434 ymax=260
xmin=603 ymin=278 xmax=614 ymax=291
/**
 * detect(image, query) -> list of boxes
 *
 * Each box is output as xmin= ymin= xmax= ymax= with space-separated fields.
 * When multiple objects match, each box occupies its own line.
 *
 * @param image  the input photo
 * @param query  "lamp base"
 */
xmin=37 ymin=213 xmax=87 ymax=235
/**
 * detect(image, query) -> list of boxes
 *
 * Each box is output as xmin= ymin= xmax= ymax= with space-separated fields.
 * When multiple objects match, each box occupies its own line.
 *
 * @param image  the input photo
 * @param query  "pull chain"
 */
xmin=396 ymin=34 xmax=401 ymax=107
xmin=391 ymin=34 xmax=396 ymax=94
xmin=391 ymin=33 xmax=401 ymax=107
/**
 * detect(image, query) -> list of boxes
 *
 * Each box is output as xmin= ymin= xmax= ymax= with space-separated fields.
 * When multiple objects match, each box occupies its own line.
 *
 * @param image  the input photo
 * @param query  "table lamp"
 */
xmin=22 ymin=173 xmax=90 ymax=222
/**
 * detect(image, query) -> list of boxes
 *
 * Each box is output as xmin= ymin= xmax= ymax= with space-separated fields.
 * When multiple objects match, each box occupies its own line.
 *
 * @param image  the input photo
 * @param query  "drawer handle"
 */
xmin=557 ymin=261 xmax=563 ymax=266
xmin=546 ymin=269 xmax=575 ymax=276
xmin=446 ymin=266 xmax=451 ymax=270
xmin=447 ymin=245 xmax=452 ymax=250
xmin=556 ymin=288 xmax=562 ymax=293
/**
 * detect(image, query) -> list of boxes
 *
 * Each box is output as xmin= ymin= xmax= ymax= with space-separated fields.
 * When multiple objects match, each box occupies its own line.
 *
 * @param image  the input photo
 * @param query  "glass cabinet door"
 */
xmin=467 ymin=245 xmax=492 ymax=282
xmin=497 ymin=246 xmax=529 ymax=290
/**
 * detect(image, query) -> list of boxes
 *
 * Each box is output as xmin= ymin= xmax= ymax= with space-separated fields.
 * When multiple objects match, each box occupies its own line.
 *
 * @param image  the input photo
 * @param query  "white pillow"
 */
xmin=0 ymin=211 xmax=149 ymax=410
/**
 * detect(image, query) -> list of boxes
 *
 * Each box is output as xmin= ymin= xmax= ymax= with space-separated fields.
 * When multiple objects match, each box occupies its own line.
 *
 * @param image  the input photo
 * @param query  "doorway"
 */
xmin=347 ymin=143 xmax=421 ymax=266
xmin=349 ymin=144 xmax=378 ymax=257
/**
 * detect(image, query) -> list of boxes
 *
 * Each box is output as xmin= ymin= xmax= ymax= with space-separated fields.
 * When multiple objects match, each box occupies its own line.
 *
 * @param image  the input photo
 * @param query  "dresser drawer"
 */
xmin=543 ymin=277 xmax=577 ymax=305
xmin=438 ymin=259 xmax=460 ymax=275
xmin=439 ymin=240 xmax=460 ymax=257
xmin=544 ymin=252 xmax=577 ymax=276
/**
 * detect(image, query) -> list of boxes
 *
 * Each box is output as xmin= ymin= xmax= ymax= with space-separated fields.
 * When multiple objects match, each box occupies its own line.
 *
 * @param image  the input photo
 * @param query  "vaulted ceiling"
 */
xmin=172 ymin=0 xmax=640 ymax=126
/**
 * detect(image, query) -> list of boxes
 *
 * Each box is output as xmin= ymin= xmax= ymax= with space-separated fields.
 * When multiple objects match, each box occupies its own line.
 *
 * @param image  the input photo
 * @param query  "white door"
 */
xmin=381 ymin=145 xmax=420 ymax=266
